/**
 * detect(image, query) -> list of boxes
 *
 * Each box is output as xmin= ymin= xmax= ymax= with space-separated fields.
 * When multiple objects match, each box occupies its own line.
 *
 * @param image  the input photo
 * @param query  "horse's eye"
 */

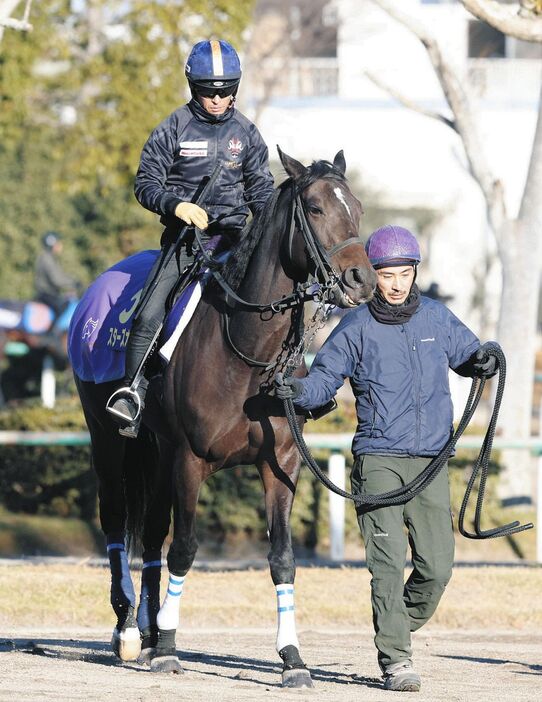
xmin=308 ymin=205 xmax=323 ymax=216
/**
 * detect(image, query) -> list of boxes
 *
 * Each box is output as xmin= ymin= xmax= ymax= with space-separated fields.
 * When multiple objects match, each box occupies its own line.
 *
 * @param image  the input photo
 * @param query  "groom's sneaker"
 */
xmin=383 ymin=661 xmax=421 ymax=692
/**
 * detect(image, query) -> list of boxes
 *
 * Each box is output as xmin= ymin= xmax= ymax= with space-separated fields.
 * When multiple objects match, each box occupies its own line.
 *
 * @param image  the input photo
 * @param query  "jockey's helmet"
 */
xmin=365 ymin=225 xmax=421 ymax=269
xmin=185 ymin=39 xmax=241 ymax=97
xmin=42 ymin=231 xmax=61 ymax=250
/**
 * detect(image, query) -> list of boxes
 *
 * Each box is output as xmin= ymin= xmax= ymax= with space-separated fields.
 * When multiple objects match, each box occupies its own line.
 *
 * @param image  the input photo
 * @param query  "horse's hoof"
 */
xmin=137 ymin=646 xmax=156 ymax=665
xmin=111 ymin=627 xmax=141 ymax=662
xmin=150 ymin=655 xmax=184 ymax=674
xmin=282 ymin=668 xmax=314 ymax=688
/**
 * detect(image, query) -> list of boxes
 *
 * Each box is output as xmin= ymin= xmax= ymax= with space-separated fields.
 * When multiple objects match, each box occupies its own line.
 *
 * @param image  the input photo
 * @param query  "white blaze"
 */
xmin=333 ymin=187 xmax=351 ymax=218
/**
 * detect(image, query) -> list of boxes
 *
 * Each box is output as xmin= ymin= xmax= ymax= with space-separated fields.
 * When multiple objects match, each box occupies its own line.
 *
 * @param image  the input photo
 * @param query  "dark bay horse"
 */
xmin=70 ymin=148 xmax=376 ymax=686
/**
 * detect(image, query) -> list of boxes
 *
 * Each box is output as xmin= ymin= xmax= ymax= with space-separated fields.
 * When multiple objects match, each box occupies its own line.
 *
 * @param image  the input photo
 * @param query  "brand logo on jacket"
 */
xmin=420 ymin=337 xmax=435 ymax=342
xmin=179 ymin=140 xmax=208 ymax=157
xmin=228 ymin=137 xmax=243 ymax=157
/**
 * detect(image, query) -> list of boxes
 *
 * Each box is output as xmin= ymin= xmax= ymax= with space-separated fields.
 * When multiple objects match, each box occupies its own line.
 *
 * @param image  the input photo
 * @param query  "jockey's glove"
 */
xmin=175 ymin=202 xmax=209 ymax=230
xmin=274 ymin=372 xmax=304 ymax=401
xmin=472 ymin=341 xmax=501 ymax=379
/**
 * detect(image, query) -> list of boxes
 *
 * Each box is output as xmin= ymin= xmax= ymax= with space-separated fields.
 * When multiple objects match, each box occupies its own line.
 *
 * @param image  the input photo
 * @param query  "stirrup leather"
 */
xmin=106 ymin=386 xmax=143 ymax=423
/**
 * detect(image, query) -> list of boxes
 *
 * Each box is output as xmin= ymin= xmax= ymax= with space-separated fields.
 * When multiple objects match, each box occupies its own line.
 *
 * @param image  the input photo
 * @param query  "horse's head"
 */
xmin=278 ymin=147 xmax=376 ymax=308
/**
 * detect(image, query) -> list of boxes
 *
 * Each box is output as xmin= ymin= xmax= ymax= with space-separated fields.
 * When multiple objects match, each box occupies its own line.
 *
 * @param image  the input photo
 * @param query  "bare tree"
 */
xmin=369 ymin=0 xmax=542 ymax=500
xmin=0 ymin=0 xmax=33 ymax=43
xmin=240 ymin=0 xmax=338 ymax=125
xmin=460 ymin=1 xmax=542 ymax=41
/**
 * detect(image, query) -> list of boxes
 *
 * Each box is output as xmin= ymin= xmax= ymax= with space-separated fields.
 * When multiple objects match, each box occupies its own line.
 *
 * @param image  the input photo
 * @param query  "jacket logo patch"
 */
xmin=179 ymin=140 xmax=208 ymax=157
xmin=420 ymin=337 xmax=435 ymax=342
xmin=228 ymin=137 xmax=243 ymax=157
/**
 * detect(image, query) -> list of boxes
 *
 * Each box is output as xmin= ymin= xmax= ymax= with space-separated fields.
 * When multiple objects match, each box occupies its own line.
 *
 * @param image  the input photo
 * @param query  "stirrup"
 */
xmin=106 ymin=386 xmax=143 ymax=423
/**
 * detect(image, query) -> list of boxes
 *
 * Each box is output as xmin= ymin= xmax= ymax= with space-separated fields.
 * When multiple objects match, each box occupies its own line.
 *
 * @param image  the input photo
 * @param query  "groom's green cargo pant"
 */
xmin=351 ymin=455 xmax=455 ymax=670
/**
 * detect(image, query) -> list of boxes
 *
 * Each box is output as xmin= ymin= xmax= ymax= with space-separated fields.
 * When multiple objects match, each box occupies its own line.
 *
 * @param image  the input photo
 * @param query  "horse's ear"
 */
xmin=277 ymin=145 xmax=308 ymax=182
xmin=333 ymin=150 xmax=346 ymax=175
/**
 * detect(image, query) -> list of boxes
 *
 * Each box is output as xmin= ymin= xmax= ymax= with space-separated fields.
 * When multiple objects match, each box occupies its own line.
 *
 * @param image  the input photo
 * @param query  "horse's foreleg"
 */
xmin=260 ymin=453 xmax=314 ymax=689
xmin=149 ymin=448 xmax=201 ymax=674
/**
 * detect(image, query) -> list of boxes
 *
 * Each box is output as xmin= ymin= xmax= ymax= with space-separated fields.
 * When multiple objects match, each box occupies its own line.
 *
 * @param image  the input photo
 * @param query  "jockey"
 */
xmin=107 ymin=39 xmax=275 ymax=437
xmin=275 ymin=225 xmax=501 ymax=692
xmin=34 ymin=231 xmax=79 ymax=320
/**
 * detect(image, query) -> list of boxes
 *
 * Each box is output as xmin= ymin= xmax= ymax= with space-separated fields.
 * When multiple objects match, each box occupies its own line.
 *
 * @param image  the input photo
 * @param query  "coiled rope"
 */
xmin=284 ymin=343 xmax=533 ymax=539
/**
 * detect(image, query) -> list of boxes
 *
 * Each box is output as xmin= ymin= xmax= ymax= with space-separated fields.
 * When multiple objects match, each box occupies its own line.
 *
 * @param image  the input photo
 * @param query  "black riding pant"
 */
xmin=124 ymin=241 xmax=194 ymax=381
xmin=124 ymin=226 xmax=240 ymax=382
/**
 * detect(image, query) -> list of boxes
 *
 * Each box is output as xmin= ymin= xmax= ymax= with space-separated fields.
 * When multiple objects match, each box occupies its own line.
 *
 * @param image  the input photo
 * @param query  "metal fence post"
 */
xmin=328 ymin=453 xmax=345 ymax=561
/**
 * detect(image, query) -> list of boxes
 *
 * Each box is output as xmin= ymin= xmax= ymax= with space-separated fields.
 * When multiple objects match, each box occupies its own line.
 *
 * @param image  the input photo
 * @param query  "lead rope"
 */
xmin=284 ymin=343 xmax=533 ymax=539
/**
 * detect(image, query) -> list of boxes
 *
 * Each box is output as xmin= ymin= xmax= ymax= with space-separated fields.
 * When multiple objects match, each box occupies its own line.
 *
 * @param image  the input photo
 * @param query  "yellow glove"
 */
xmin=174 ymin=202 xmax=208 ymax=230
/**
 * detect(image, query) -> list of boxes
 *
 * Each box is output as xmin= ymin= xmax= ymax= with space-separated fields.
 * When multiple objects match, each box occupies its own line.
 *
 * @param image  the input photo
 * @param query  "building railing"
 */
xmin=467 ymin=58 xmax=542 ymax=101
xmin=259 ymin=56 xmax=339 ymax=97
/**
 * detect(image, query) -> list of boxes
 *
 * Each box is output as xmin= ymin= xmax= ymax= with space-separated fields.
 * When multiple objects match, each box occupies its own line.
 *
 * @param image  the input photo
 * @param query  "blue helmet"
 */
xmin=185 ymin=40 xmax=241 ymax=95
xmin=42 ymin=230 xmax=61 ymax=250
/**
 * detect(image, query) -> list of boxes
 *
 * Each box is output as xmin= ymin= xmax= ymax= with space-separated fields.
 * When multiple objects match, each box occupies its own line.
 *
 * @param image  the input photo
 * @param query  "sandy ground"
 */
xmin=1 ymin=626 xmax=540 ymax=702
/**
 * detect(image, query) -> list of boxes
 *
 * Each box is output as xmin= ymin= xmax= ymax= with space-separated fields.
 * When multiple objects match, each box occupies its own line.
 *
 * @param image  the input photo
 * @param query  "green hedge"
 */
xmin=0 ymin=396 xmax=507 ymax=556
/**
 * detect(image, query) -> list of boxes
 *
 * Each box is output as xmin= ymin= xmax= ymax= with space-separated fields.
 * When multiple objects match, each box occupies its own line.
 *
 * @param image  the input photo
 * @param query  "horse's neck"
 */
xmin=229 ymin=213 xmax=298 ymax=351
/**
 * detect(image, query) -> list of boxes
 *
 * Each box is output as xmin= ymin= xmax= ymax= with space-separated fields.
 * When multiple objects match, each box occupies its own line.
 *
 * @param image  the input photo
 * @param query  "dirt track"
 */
xmin=1 ymin=626 xmax=540 ymax=701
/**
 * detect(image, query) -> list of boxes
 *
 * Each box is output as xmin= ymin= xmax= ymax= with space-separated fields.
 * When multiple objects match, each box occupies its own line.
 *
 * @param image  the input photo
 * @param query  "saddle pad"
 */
xmin=68 ymin=250 xmax=160 ymax=383
xmin=0 ymin=300 xmax=54 ymax=333
xmin=68 ymin=250 xmax=209 ymax=383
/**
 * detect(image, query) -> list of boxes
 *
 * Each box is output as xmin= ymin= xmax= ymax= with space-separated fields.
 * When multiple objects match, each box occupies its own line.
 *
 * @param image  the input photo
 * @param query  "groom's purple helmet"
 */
xmin=365 ymin=225 xmax=421 ymax=269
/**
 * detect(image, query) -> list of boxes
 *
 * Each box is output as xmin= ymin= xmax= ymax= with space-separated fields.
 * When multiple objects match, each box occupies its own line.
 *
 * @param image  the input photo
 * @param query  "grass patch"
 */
xmin=0 ymin=564 xmax=540 ymax=632
xmin=0 ymin=507 xmax=101 ymax=556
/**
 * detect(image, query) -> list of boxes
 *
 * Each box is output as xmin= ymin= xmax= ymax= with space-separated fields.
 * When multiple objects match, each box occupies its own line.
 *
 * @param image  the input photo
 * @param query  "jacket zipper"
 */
xmin=404 ymin=326 xmax=421 ymax=454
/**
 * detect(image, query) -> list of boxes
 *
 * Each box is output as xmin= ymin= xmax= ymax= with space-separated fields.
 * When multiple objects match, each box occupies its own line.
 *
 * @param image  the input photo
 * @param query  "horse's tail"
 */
xmin=124 ymin=423 xmax=162 ymax=553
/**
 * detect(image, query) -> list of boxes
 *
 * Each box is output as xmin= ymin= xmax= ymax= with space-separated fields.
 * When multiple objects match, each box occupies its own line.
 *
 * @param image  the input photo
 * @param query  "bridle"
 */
xmin=190 ymin=180 xmax=365 ymax=367
xmin=193 ymin=181 xmax=365 ymax=313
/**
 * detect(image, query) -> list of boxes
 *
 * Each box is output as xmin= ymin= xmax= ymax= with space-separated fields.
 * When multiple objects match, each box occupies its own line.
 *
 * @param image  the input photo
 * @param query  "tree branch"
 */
xmin=460 ymin=1 xmax=542 ymax=43
xmin=369 ymin=0 xmax=507 ymax=230
xmin=365 ymin=70 xmax=457 ymax=131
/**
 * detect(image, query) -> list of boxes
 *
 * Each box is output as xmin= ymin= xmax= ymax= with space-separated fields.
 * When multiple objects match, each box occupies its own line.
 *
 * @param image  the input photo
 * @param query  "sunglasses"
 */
xmin=196 ymin=86 xmax=234 ymax=99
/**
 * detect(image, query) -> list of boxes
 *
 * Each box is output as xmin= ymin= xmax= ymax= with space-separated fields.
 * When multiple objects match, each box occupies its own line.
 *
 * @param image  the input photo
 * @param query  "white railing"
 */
xmin=467 ymin=58 xmax=542 ymax=102
xmin=258 ymin=56 xmax=339 ymax=97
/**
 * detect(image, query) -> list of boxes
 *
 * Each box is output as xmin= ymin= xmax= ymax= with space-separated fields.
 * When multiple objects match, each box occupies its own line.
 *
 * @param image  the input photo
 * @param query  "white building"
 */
xmin=243 ymin=0 xmax=542 ymax=336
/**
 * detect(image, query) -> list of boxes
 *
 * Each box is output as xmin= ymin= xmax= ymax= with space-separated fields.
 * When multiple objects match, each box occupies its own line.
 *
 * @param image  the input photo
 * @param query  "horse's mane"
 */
xmin=218 ymin=159 xmax=346 ymax=291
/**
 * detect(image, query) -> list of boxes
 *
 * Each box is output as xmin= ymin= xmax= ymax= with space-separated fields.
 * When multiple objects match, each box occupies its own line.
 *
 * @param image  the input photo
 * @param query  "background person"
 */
xmin=275 ymin=224 xmax=500 ymax=692
xmin=34 ymin=231 xmax=79 ymax=321
xmin=107 ymin=38 xmax=275 ymax=438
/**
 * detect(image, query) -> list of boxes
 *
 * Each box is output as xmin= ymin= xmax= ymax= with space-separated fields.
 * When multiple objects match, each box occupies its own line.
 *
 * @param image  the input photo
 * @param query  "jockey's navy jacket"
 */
xmin=294 ymin=297 xmax=480 ymax=458
xmin=134 ymin=98 xmax=275 ymax=233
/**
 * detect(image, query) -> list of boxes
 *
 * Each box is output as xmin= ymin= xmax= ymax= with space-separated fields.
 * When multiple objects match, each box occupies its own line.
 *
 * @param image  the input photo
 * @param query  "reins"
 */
xmin=283 ymin=344 xmax=533 ymax=540
xmin=191 ymin=180 xmax=360 ymax=368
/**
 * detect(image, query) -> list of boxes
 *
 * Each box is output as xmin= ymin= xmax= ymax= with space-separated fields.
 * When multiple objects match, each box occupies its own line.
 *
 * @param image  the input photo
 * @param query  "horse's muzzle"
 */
xmin=328 ymin=266 xmax=376 ymax=308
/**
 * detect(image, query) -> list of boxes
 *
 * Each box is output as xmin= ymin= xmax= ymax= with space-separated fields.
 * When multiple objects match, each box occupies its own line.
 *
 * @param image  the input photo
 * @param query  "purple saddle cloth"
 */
xmin=69 ymin=247 xmax=220 ymax=384
xmin=68 ymin=250 xmax=160 ymax=383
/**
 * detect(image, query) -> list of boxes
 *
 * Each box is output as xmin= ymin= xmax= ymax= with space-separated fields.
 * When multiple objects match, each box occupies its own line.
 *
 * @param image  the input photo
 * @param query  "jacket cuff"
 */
xmin=160 ymin=193 xmax=183 ymax=218
xmin=453 ymin=350 xmax=478 ymax=378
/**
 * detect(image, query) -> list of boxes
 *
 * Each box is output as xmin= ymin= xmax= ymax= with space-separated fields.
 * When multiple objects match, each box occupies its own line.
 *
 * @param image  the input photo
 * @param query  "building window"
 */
xmin=468 ymin=20 xmax=505 ymax=58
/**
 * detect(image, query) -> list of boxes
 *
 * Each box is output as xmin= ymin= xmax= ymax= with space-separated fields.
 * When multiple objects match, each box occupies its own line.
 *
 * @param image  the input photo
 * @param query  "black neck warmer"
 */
xmin=188 ymin=98 xmax=235 ymax=124
xmin=368 ymin=284 xmax=421 ymax=325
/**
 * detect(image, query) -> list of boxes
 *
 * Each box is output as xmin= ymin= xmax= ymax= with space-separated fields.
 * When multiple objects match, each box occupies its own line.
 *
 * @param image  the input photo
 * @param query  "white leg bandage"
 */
xmin=156 ymin=574 xmax=185 ymax=631
xmin=275 ymin=584 xmax=299 ymax=653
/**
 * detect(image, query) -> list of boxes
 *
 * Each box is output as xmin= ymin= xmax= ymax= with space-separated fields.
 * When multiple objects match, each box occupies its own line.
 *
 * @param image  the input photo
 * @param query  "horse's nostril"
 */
xmin=342 ymin=266 xmax=364 ymax=287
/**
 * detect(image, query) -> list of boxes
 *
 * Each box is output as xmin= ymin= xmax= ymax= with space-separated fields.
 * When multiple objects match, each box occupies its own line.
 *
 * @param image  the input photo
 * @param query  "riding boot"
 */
xmin=107 ymin=378 xmax=149 ymax=439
